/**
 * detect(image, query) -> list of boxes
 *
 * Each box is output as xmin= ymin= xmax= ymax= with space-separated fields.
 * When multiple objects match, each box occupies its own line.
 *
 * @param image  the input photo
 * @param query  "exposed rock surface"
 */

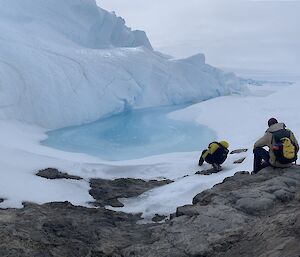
xmin=1 ymin=167 xmax=300 ymax=257
xmin=152 ymin=214 xmax=167 ymax=223
xmin=0 ymin=202 xmax=153 ymax=257
xmin=36 ymin=168 xmax=83 ymax=180
xmin=230 ymin=148 xmax=248 ymax=154
xmin=195 ymin=168 xmax=222 ymax=175
xmin=89 ymin=178 xmax=172 ymax=207
xmin=233 ymin=157 xmax=246 ymax=164
xmin=129 ymin=167 xmax=300 ymax=257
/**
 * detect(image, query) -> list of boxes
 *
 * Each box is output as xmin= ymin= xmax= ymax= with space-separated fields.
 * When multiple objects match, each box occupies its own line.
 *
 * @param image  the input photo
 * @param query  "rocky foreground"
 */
xmin=1 ymin=167 xmax=300 ymax=257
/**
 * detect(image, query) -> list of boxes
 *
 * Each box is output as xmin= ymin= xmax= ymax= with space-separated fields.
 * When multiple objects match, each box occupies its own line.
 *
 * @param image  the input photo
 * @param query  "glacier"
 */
xmin=0 ymin=0 xmax=243 ymax=129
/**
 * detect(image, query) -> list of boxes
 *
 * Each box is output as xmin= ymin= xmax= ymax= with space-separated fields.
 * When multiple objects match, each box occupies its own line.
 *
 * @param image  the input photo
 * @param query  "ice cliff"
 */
xmin=0 ymin=0 xmax=243 ymax=128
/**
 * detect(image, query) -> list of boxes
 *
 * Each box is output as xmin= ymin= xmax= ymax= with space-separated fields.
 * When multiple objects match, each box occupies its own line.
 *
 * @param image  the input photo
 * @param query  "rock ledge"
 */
xmin=1 ymin=167 xmax=300 ymax=257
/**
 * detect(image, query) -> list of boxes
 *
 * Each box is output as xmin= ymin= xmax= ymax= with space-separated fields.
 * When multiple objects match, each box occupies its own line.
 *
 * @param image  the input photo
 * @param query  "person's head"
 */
xmin=219 ymin=141 xmax=229 ymax=149
xmin=268 ymin=118 xmax=278 ymax=127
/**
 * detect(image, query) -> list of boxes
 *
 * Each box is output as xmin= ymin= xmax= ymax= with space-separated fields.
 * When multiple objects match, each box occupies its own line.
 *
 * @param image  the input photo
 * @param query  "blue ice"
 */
xmin=42 ymin=105 xmax=216 ymax=161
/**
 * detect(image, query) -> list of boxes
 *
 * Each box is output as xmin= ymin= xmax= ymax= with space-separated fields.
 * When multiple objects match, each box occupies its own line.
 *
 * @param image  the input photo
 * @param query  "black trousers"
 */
xmin=253 ymin=147 xmax=270 ymax=173
xmin=200 ymin=150 xmax=225 ymax=165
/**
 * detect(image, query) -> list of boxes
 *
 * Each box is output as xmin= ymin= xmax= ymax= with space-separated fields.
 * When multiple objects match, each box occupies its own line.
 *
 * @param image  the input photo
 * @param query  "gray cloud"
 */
xmin=97 ymin=0 xmax=300 ymax=72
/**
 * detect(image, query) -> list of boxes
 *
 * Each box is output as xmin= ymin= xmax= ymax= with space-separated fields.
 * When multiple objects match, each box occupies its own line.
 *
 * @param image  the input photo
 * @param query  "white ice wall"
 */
xmin=0 ymin=0 xmax=243 ymax=128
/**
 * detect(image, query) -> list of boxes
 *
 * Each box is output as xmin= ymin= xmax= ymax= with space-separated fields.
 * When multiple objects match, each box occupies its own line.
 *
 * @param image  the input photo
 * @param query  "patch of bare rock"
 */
xmin=89 ymin=178 xmax=172 ymax=207
xmin=1 ymin=167 xmax=300 ymax=256
xmin=36 ymin=168 xmax=83 ymax=180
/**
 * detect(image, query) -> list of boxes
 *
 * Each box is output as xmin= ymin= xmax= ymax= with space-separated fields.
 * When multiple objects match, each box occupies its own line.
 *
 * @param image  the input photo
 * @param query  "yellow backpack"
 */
xmin=272 ymin=129 xmax=297 ymax=164
xmin=282 ymin=137 xmax=296 ymax=160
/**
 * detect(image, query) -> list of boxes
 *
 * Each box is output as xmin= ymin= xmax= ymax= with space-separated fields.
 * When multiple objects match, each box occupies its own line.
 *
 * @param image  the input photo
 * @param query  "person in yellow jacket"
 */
xmin=198 ymin=141 xmax=229 ymax=171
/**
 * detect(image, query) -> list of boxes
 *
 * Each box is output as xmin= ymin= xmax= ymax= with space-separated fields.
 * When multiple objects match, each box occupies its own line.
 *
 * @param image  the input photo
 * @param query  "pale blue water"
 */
xmin=42 ymin=105 xmax=216 ymax=161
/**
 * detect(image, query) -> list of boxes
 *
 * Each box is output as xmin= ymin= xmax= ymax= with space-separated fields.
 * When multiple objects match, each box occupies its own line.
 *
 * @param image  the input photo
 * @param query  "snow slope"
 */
xmin=0 ymin=0 xmax=243 ymax=128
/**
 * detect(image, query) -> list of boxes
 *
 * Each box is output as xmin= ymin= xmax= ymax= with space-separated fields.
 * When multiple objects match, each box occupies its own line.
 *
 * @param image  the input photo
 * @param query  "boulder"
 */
xmin=36 ymin=168 xmax=83 ymax=180
xmin=89 ymin=178 xmax=172 ymax=207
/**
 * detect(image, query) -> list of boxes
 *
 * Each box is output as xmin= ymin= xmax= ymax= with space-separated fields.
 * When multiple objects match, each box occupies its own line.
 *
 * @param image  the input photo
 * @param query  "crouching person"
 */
xmin=198 ymin=141 xmax=229 ymax=171
xmin=253 ymin=118 xmax=299 ymax=174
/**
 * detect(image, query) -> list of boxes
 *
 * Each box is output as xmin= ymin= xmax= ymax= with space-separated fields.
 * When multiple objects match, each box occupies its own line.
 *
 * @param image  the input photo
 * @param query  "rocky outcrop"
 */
xmin=127 ymin=167 xmax=300 ymax=257
xmin=230 ymin=149 xmax=248 ymax=154
xmin=36 ymin=168 xmax=83 ymax=180
xmin=0 ymin=202 xmax=153 ymax=257
xmin=1 ymin=167 xmax=300 ymax=257
xmin=36 ymin=168 xmax=172 ymax=208
xmin=89 ymin=178 xmax=172 ymax=207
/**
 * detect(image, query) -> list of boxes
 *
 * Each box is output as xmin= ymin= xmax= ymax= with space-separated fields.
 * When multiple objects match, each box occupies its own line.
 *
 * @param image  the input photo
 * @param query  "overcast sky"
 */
xmin=97 ymin=0 xmax=300 ymax=73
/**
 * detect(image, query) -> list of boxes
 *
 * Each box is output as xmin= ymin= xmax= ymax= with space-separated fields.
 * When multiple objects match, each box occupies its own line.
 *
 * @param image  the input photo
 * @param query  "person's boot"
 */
xmin=212 ymin=163 xmax=222 ymax=172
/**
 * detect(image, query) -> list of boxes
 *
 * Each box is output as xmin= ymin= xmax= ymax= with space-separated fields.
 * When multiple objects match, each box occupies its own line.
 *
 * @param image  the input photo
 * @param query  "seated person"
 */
xmin=253 ymin=118 xmax=299 ymax=174
xmin=198 ymin=141 xmax=229 ymax=171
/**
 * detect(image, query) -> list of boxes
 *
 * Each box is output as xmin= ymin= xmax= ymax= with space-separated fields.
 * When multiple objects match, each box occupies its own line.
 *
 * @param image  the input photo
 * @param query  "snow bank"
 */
xmin=0 ymin=0 xmax=243 ymax=128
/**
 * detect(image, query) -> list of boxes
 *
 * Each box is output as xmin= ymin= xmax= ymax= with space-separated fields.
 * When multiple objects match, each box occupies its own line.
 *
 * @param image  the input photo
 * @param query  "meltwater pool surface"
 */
xmin=42 ymin=105 xmax=216 ymax=161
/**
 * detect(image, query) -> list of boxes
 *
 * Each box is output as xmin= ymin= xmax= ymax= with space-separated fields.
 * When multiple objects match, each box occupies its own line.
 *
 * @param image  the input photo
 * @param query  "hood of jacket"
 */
xmin=266 ymin=122 xmax=286 ymax=133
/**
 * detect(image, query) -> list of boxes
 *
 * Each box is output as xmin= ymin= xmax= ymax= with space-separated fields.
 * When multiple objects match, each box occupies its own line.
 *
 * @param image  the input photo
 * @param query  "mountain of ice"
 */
xmin=0 ymin=0 xmax=152 ymax=50
xmin=0 ymin=0 xmax=244 ymax=129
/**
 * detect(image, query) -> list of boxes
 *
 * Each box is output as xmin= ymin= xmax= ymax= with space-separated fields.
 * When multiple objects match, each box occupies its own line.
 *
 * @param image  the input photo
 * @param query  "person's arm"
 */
xmin=202 ymin=142 xmax=218 ymax=159
xmin=290 ymin=132 xmax=299 ymax=151
xmin=202 ymin=150 xmax=209 ymax=159
xmin=254 ymin=133 xmax=268 ymax=149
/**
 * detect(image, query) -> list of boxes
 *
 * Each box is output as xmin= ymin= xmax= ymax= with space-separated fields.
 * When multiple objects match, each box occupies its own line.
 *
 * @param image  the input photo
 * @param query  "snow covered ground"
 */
xmin=1 ymin=78 xmax=299 ymax=221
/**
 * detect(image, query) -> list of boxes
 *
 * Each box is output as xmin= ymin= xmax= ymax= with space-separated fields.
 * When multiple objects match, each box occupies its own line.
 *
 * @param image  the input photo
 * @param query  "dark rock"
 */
xmin=0 ymin=202 xmax=153 ymax=257
xmin=169 ymin=213 xmax=176 ymax=220
xmin=192 ymin=188 xmax=216 ymax=205
xmin=152 ymin=214 xmax=167 ymax=222
xmin=295 ymin=189 xmax=300 ymax=202
xmin=235 ymin=171 xmax=250 ymax=175
xmin=195 ymin=168 xmax=221 ymax=175
xmin=233 ymin=157 xmax=246 ymax=164
xmin=274 ymin=189 xmax=294 ymax=202
xmin=2 ymin=167 xmax=300 ymax=256
xmin=36 ymin=168 xmax=83 ymax=180
xmin=176 ymin=204 xmax=199 ymax=217
xmin=124 ymin=167 xmax=300 ymax=257
xmin=236 ymin=197 xmax=275 ymax=215
xmin=89 ymin=178 xmax=172 ymax=207
xmin=230 ymin=148 xmax=248 ymax=154
xmin=293 ymin=213 xmax=300 ymax=234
